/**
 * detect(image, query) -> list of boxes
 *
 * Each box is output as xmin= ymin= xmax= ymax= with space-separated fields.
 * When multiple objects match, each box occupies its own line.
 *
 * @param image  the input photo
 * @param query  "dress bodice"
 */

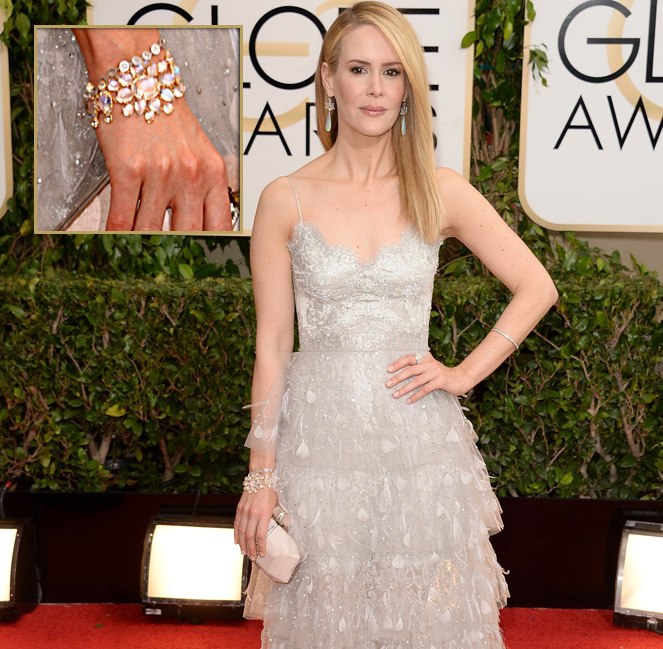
xmin=286 ymin=221 xmax=441 ymax=352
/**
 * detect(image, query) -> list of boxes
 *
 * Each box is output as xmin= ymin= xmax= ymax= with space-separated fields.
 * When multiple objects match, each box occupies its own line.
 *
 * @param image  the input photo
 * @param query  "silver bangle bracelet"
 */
xmin=491 ymin=328 xmax=519 ymax=350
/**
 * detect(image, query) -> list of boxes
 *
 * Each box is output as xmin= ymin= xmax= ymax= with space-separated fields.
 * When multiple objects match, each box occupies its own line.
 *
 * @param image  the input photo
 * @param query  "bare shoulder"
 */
xmin=259 ymin=153 xmax=329 ymax=206
xmin=435 ymin=166 xmax=472 ymax=200
xmin=258 ymin=175 xmax=296 ymax=214
xmin=434 ymin=166 xmax=499 ymax=238
xmin=253 ymin=176 xmax=300 ymax=241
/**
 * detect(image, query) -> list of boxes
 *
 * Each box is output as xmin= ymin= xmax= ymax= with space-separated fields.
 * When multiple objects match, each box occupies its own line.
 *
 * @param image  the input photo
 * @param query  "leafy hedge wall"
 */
xmin=0 ymin=276 xmax=255 ymax=492
xmin=2 ymin=275 xmax=661 ymax=498
xmin=432 ymin=275 xmax=663 ymax=500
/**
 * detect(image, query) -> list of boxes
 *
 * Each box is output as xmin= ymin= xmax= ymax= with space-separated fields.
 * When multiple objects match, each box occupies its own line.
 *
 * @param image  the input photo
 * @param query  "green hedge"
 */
xmin=431 ymin=274 xmax=663 ymax=499
xmin=0 ymin=275 xmax=255 ymax=492
xmin=1 ymin=274 xmax=661 ymax=498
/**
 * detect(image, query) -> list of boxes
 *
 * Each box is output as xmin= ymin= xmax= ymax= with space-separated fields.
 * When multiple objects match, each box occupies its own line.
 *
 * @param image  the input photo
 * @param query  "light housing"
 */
xmin=0 ymin=518 xmax=40 ymax=622
xmin=614 ymin=519 xmax=663 ymax=632
xmin=141 ymin=515 xmax=249 ymax=620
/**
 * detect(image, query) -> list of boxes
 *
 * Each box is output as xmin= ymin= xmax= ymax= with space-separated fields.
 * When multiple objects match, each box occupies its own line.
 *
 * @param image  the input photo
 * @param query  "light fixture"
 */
xmin=141 ymin=515 xmax=249 ymax=620
xmin=0 ymin=518 xmax=40 ymax=622
xmin=614 ymin=519 xmax=663 ymax=632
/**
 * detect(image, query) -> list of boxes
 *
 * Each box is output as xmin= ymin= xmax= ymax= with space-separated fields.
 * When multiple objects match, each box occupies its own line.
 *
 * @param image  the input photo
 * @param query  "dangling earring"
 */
xmin=400 ymin=99 xmax=408 ymax=136
xmin=325 ymin=96 xmax=335 ymax=132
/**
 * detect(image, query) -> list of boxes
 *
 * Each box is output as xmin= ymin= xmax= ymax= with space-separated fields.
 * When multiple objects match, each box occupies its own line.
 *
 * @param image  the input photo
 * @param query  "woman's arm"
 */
xmin=234 ymin=177 xmax=298 ymax=560
xmin=73 ymin=28 xmax=231 ymax=231
xmin=387 ymin=167 xmax=558 ymax=401
xmin=247 ymin=177 xmax=298 ymax=468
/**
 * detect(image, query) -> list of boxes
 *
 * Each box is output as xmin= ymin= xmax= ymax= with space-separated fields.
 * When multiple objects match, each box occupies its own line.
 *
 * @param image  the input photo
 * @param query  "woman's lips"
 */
xmin=361 ymin=106 xmax=386 ymax=116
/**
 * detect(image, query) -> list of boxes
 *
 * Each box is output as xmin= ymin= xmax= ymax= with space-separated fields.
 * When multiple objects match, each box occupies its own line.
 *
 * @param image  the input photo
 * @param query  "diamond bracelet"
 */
xmin=242 ymin=468 xmax=276 ymax=493
xmin=83 ymin=37 xmax=186 ymax=128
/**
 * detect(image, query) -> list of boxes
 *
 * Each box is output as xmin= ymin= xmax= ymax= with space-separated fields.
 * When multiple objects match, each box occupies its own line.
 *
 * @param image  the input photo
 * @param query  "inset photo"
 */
xmin=35 ymin=26 xmax=241 ymax=233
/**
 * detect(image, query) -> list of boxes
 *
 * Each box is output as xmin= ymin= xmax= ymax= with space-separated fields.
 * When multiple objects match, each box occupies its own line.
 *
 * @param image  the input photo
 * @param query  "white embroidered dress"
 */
xmin=244 ymin=180 xmax=509 ymax=649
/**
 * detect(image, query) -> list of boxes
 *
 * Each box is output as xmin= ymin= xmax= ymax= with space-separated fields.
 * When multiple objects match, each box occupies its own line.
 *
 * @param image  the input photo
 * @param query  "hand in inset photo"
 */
xmin=35 ymin=27 xmax=240 ymax=233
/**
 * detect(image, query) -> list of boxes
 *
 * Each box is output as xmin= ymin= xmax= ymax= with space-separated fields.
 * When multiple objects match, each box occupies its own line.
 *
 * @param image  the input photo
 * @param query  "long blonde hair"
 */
xmin=314 ymin=1 xmax=444 ymax=242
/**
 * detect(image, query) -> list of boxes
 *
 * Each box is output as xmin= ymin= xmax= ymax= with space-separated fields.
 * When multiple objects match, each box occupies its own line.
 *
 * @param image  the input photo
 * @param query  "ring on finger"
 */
xmin=414 ymin=352 xmax=424 ymax=364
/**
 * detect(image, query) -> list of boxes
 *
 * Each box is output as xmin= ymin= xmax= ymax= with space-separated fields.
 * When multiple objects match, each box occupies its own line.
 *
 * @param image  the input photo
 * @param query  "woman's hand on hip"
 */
xmin=234 ymin=487 xmax=280 ymax=562
xmin=386 ymin=353 xmax=470 ymax=401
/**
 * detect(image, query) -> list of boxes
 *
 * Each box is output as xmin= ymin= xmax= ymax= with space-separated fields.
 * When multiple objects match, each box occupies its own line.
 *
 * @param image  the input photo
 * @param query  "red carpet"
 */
xmin=0 ymin=605 xmax=660 ymax=649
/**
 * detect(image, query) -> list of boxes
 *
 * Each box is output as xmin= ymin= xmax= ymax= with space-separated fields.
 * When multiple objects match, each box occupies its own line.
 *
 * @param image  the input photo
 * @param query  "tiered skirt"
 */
xmin=245 ymin=350 xmax=509 ymax=649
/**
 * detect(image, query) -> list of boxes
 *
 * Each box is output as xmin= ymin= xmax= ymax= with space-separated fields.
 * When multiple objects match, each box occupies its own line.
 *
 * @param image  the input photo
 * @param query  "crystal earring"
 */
xmin=399 ymin=99 xmax=408 ymax=136
xmin=325 ymin=95 xmax=335 ymax=132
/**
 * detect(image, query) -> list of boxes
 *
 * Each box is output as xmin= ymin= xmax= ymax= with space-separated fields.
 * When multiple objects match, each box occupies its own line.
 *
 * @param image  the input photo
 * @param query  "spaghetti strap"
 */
xmin=287 ymin=176 xmax=304 ymax=224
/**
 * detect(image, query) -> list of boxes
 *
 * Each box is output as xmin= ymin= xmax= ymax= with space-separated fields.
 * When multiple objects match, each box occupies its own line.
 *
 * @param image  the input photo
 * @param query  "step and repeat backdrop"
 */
xmin=87 ymin=1 xmax=476 ymax=231
xmin=3 ymin=1 xmax=657 ymax=232
xmin=520 ymin=0 xmax=662 ymax=232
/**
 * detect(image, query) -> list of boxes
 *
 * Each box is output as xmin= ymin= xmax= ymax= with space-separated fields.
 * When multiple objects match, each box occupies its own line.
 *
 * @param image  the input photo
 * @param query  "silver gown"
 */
xmin=244 ymin=178 xmax=509 ymax=649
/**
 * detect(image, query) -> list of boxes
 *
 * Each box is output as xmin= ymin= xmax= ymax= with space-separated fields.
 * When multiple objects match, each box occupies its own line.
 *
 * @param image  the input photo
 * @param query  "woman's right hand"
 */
xmin=95 ymin=98 xmax=231 ymax=231
xmin=73 ymin=28 xmax=232 ymax=231
xmin=234 ymin=487 xmax=280 ymax=561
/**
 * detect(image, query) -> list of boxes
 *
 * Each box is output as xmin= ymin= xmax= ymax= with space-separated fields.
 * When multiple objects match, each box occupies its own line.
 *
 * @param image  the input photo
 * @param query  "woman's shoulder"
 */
xmin=287 ymin=155 xmax=330 ymax=186
xmin=435 ymin=167 xmax=478 ymax=212
xmin=259 ymin=175 xmax=295 ymax=204
xmin=435 ymin=166 xmax=467 ymax=192
xmin=252 ymin=176 xmax=301 ymax=241
xmin=434 ymin=167 xmax=484 ymax=235
xmin=261 ymin=155 xmax=328 ymax=199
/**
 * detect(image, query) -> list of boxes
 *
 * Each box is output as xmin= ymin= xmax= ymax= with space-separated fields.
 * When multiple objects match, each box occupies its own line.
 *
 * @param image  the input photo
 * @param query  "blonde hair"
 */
xmin=314 ymin=1 xmax=444 ymax=242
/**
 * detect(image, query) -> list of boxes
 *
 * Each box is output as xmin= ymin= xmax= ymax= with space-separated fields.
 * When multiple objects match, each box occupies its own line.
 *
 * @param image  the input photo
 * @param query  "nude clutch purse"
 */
xmin=255 ymin=507 xmax=300 ymax=583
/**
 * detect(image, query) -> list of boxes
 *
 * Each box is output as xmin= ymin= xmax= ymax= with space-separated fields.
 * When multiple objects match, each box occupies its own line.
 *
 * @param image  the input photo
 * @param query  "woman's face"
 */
xmin=322 ymin=24 xmax=406 ymax=140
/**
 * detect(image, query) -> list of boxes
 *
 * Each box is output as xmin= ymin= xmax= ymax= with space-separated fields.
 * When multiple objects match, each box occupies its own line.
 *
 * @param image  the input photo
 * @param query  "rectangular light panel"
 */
xmin=0 ymin=528 xmax=17 ymax=602
xmin=146 ymin=524 xmax=244 ymax=601
xmin=619 ymin=531 xmax=663 ymax=614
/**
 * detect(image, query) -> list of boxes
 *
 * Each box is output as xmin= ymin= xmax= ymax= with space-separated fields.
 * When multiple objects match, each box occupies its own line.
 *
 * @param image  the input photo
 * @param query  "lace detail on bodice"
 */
xmin=287 ymin=222 xmax=441 ymax=352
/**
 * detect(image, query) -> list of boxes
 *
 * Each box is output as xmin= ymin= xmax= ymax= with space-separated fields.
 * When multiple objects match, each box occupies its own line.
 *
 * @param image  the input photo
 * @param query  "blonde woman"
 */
xmin=234 ymin=2 xmax=557 ymax=647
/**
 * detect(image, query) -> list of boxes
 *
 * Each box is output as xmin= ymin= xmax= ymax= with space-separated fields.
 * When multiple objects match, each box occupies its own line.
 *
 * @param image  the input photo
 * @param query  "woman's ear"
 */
xmin=321 ymin=61 xmax=334 ymax=97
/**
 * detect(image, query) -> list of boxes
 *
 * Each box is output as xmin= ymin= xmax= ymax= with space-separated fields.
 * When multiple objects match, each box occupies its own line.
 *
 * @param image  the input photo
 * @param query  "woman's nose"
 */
xmin=367 ymin=73 xmax=383 ymax=96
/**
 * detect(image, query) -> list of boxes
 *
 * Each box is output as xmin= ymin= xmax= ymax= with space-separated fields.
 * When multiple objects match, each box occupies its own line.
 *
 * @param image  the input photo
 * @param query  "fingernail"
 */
xmin=394 ymin=391 xmax=399 ymax=397
xmin=386 ymin=380 xmax=392 ymax=387
xmin=259 ymin=551 xmax=265 ymax=558
xmin=388 ymin=366 xmax=393 ymax=371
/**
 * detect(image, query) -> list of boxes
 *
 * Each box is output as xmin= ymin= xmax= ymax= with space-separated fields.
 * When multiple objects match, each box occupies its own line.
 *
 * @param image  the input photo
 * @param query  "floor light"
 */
xmin=614 ymin=519 xmax=663 ymax=632
xmin=0 ymin=518 xmax=40 ymax=622
xmin=141 ymin=515 xmax=249 ymax=620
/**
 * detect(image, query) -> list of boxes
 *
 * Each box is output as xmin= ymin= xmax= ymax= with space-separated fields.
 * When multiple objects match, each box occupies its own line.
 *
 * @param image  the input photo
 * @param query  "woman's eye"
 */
xmin=351 ymin=66 xmax=366 ymax=74
xmin=384 ymin=68 xmax=401 ymax=76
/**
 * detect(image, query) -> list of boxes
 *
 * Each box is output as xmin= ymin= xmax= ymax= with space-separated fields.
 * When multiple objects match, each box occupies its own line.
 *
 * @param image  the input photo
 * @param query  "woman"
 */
xmin=234 ymin=3 xmax=557 ymax=647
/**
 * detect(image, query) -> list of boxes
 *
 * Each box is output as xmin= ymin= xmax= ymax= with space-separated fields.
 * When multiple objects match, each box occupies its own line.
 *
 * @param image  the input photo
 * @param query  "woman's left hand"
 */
xmin=385 ymin=353 xmax=470 ymax=401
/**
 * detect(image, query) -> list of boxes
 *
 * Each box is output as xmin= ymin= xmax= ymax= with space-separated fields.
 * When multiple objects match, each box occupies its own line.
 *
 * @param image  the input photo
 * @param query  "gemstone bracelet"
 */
xmin=83 ymin=37 xmax=186 ymax=128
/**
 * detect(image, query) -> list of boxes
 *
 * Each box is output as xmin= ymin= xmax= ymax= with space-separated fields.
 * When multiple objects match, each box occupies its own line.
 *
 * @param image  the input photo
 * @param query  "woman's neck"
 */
xmin=324 ymin=130 xmax=396 ymax=183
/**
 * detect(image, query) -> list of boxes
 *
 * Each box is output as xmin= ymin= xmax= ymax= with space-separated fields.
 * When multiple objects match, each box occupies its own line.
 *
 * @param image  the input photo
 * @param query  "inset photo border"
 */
xmin=34 ymin=25 xmax=242 ymax=234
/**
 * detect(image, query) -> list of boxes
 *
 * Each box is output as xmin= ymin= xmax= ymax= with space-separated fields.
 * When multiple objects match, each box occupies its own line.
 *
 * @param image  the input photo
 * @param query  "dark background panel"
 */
xmin=4 ymin=494 xmax=663 ymax=607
